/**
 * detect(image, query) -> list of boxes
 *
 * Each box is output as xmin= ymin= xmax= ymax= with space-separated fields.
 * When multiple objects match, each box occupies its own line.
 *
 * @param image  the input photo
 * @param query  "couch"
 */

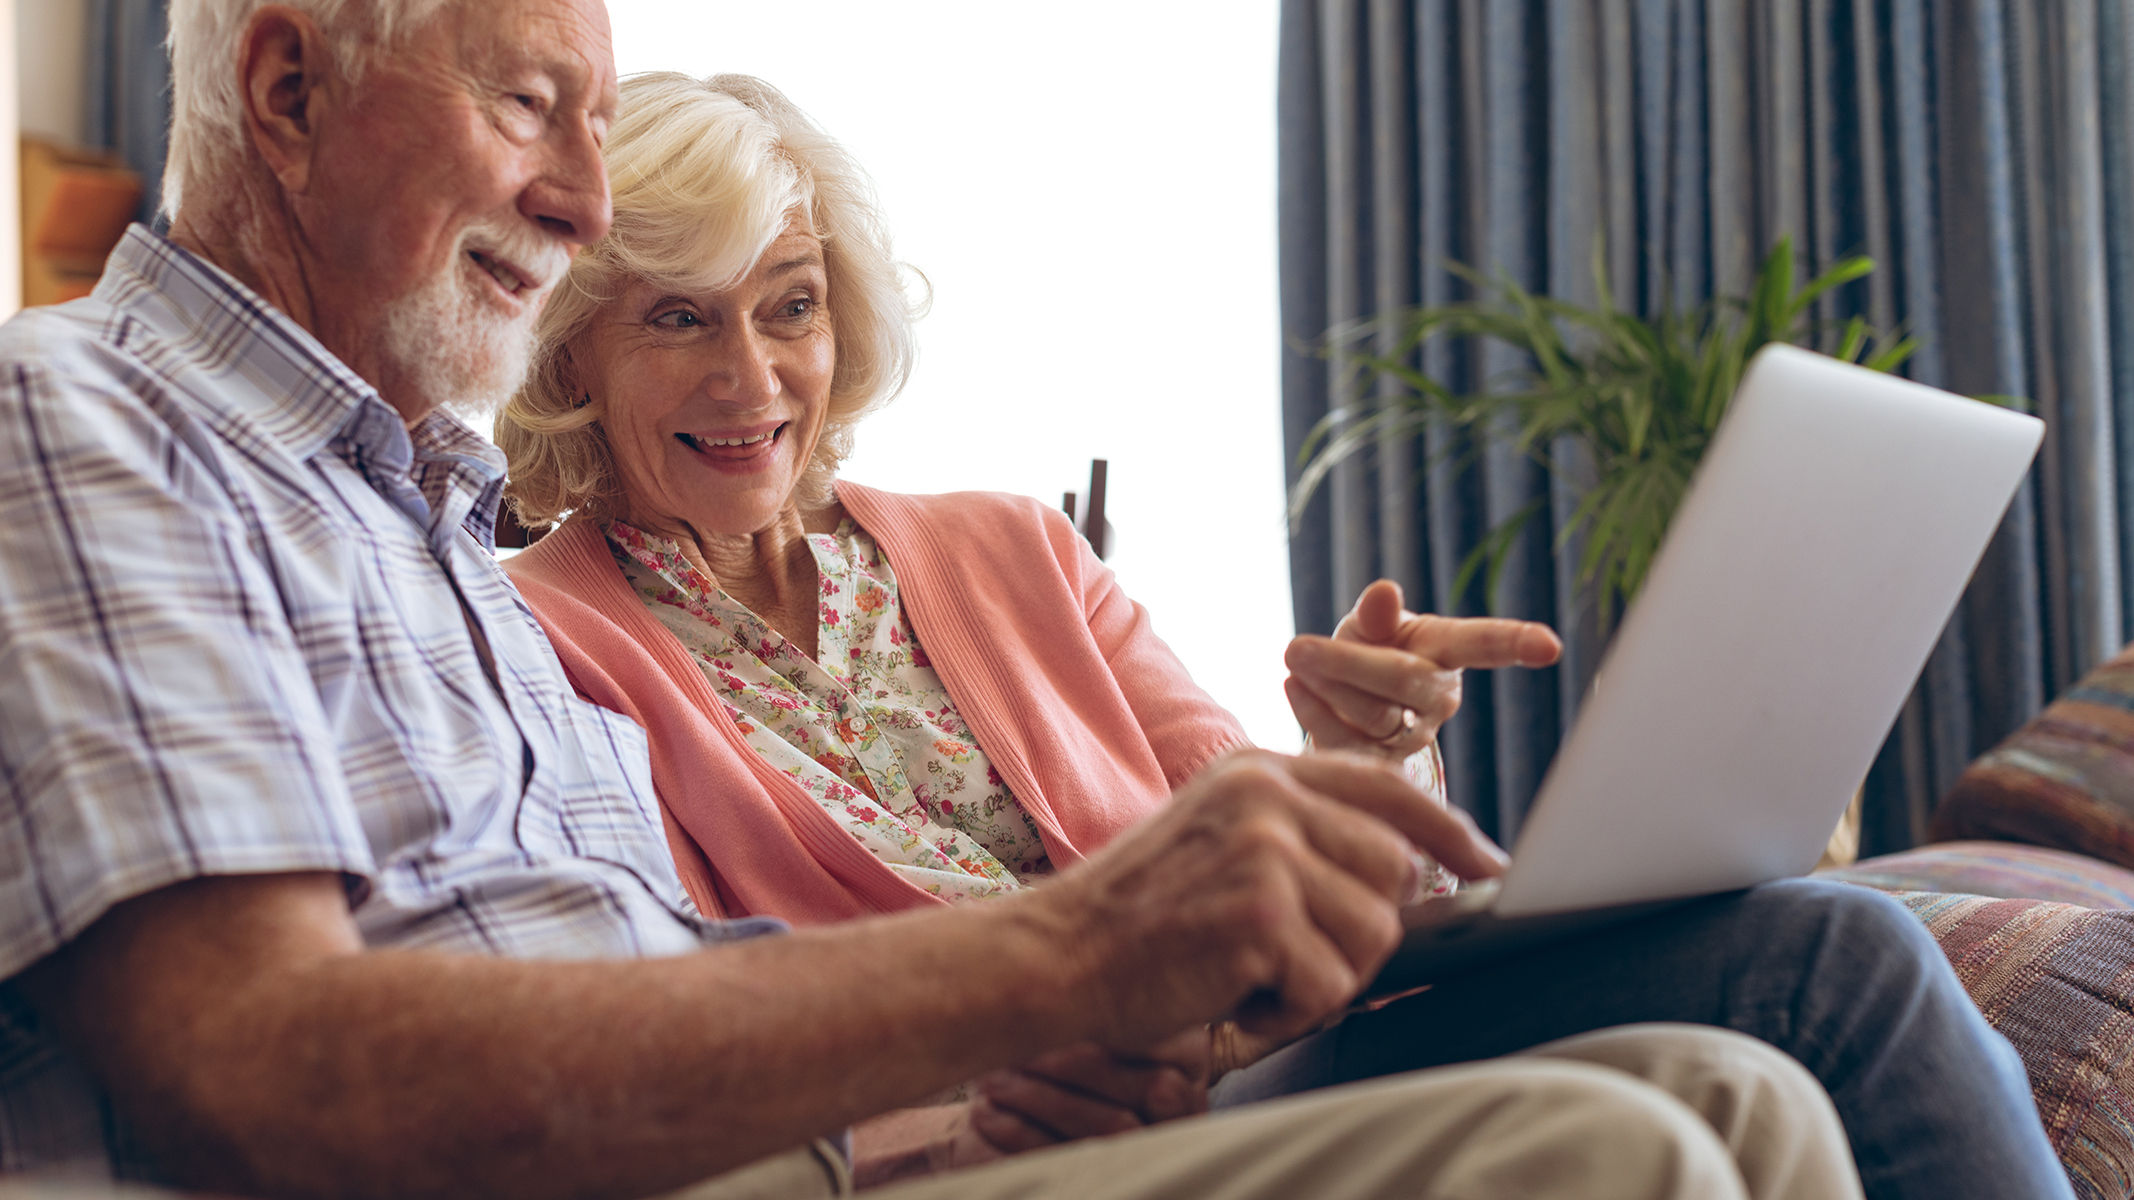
xmin=1811 ymin=641 xmax=2134 ymax=1200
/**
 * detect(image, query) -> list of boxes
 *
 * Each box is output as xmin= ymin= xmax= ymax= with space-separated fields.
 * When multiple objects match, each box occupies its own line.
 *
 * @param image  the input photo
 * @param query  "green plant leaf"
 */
xmin=1296 ymin=233 xmax=1910 ymax=612
xmin=1790 ymin=256 xmax=1874 ymax=325
xmin=1862 ymin=337 xmax=1919 ymax=374
xmin=1449 ymin=497 xmax=1549 ymax=614
xmin=1835 ymin=316 xmax=1868 ymax=363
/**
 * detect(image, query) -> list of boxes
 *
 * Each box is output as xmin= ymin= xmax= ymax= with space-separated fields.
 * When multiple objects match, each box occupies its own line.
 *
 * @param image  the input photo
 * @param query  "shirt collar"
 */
xmin=99 ymin=225 xmax=509 ymax=546
xmin=409 ymin=410 xmax=508 ymax=550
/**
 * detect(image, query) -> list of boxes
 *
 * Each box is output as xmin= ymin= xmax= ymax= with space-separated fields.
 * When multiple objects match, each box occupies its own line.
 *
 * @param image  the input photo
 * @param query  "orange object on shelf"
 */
xmin=20 ymin=137 xmax=143 ymax=308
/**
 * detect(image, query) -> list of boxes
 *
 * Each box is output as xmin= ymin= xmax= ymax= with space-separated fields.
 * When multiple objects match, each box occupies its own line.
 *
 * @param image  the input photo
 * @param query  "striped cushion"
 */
xmin=1818 ymin=842 xmax=2134 ymax=908
xmin=1883 ymin=892 xmax=2134 ymax=1200
xmin=1934 ymin=648 xmax=2134 ymax=867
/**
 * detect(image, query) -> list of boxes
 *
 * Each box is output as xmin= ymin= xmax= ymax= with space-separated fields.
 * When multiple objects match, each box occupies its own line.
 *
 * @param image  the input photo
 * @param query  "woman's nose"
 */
xmin=707 ymin=329 xmax=782 ymax=409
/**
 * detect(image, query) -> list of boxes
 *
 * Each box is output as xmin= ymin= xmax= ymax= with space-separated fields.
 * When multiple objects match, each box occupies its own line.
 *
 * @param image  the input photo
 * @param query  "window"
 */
xmin=612 ymin=1 xmax=1298 ymax=747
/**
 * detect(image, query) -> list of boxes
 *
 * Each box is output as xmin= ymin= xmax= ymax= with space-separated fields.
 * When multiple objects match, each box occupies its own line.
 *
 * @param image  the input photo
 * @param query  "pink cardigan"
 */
xmin=504 ymin=482 xmax=1251 ymax=925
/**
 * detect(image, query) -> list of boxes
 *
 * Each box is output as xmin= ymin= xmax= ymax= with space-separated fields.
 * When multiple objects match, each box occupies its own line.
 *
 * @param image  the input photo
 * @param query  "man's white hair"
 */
xmin=163 ymin=0 xmax=451 ymax=217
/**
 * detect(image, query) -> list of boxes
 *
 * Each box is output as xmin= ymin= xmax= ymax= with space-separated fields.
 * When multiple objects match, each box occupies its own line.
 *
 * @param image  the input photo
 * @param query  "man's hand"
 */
xmin=1285 ymin=579 xmax=1562 ymax=761
xmin=7 ymin=752 xmax=1490 ymax=1199
xmin=1027 ymin=750 xmax=1507 ymax=1051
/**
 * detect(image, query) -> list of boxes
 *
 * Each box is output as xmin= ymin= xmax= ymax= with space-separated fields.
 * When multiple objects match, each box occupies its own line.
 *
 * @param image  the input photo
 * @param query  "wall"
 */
xmin=0 ymin=0 xmax=27 ymax=318
xmin=15 ymin=0 xmax=77 ymax=146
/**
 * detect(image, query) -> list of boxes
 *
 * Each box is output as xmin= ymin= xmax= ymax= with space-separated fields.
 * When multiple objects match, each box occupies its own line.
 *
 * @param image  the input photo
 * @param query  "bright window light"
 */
xmin=608 ymin=0 xmax=1299 ymax=750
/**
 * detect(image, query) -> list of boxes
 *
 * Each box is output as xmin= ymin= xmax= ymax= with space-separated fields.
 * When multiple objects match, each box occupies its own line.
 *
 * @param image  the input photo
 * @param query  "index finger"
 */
xmin=1103 ymin=1026 xmax=1213 ymax=1077
xmin=1375 ymin=613 xmax=1562 ymax=671
xmin=1286 ymin=753 xmax=1508 ymax=881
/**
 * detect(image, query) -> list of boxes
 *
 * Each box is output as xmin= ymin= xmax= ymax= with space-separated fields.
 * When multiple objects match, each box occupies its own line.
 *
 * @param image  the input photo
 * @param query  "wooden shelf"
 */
xmin=20 ymin=136 xmax=141 ymax=307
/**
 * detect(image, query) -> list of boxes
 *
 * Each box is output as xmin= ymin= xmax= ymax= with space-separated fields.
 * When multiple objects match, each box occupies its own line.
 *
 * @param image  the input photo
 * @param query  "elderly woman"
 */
xmin=494 ymin=72 xmax=1499 ymax=923
xmin=495 ymin=73 xmax=2071 ymax=1200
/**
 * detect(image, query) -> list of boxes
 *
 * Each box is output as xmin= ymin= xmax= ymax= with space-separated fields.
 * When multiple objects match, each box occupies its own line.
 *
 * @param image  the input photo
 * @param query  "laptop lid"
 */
xmin=1492 ymin=344 xmax=2044 ymax=918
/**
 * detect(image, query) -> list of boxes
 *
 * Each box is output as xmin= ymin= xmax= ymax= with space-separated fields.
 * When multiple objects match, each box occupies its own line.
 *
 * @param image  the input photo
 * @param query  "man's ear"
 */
xmin=239 ymin=6 xmax=333 ymax=195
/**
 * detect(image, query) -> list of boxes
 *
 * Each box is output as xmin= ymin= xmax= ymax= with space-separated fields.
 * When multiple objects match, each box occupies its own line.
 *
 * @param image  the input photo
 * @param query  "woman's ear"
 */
xmin=239 ymin=6 xmax=334 ymax=195
xmin=558 ymin=342 xmax=607 ymax=416
xmin=553 ymin=343 xmax=589 ymax=410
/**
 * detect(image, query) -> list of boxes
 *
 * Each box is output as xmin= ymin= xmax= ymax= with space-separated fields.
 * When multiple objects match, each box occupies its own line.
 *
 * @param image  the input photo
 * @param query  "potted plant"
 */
xmin=1293 ymin=238 xmax=1917 ymax=622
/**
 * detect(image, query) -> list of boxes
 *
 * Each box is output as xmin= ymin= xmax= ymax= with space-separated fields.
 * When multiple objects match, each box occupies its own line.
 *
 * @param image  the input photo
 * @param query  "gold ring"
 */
xmin=1379 ymin=707 xmax=1419 ymax=747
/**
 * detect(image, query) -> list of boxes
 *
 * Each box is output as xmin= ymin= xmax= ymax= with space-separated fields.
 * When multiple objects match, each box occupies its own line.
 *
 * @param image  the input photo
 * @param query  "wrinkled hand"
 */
xmin=1028 ymin=749 xmax=1507 ymax=1052
xmin=850 ymin=1103 xmax=998 ymax=1187
xmin=972 ymin=1027 xmax=1211 ymax=1151
xmin=1209 ymin=1019 xmax=1304 ymax=1080
xmin=852 ymin=1030 xmax=1210 ymax=1186
xmin=1285 ymin=579 xmax=1562 ymax=762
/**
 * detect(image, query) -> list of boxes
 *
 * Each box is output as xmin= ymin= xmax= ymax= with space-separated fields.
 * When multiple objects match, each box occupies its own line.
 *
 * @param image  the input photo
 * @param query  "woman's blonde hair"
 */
xmin=497 ymin=72 xmax=920 ymax=527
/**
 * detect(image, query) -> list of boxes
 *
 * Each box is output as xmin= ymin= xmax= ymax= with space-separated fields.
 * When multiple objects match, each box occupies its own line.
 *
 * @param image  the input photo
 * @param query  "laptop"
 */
xmin=1366 ymin=343 xmax=2045 ymax=997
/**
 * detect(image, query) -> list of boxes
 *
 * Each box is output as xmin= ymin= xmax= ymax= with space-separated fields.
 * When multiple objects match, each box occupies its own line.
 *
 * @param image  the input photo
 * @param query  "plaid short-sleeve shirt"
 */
xmin=0 ymin=228 xmax=778 ymax=1179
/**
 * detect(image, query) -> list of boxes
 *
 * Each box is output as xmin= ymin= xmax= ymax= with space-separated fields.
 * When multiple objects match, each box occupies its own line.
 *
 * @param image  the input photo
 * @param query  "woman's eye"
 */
xmin=779 ymin=297 xmax=816 ymax=319
xmin=651 ymin=310 xmax=701 ymax=329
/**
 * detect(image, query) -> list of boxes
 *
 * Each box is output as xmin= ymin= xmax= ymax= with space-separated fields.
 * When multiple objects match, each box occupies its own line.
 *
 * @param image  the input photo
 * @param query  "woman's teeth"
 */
xmin=678 ymin=429 xmax=779 ymax=450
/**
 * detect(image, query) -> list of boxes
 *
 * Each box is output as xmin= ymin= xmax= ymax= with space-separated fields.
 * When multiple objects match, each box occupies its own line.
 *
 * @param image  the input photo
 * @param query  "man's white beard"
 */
xmin=378 ymin=224 xmax=564 ymax=421
xmin=378 ymin=275 xmax=531 ymax=421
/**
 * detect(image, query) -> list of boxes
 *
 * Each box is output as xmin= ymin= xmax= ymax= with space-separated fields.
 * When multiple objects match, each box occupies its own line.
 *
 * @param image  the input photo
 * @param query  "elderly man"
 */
xmin=0 ymin=2 xmax=2063 ymax=1199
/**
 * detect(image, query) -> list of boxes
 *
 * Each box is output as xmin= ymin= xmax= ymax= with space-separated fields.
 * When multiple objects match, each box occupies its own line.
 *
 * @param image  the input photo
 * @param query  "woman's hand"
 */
xmin=972 ymin=1027 xmax=1211 ymax=1150
xmin=1285 ymin=580 xmax=1562 ymax=763
xmin=852 ymin=1029 xmax=1210 ymax=1187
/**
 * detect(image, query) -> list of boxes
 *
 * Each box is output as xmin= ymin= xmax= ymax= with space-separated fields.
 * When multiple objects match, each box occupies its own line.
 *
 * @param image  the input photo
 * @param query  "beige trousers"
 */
xmin=667 ymin=1023 xmax=1862 ymax=1200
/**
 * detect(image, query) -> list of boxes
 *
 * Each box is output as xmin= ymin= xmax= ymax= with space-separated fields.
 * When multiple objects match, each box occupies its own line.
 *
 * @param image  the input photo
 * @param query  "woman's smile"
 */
xmin=675 ymin=422 xmax=789 ymax=473
xmin=569 ymin=220 xmax=836 ymax=539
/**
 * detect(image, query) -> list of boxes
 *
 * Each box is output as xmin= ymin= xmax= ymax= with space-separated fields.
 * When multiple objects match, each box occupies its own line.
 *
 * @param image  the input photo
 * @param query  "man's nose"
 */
xmin=521 ymin=117 xmax=613 ymax=247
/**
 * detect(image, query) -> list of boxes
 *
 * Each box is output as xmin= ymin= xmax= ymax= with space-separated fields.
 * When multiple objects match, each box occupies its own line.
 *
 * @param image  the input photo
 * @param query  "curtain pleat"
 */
xmin=1372 ymin=0 xmax=1423 ymax=609
xmin=1277 ymin=0 xmax=2129 ymax=851
xmin=85 ymin=0 xmax=171 ymax=227
xmin=1418 ymin=0 xmax=1498 ymax=818
xmin=1544 ymin=0 xmax=1607 ymax=737
xmin=1279 ymin=0 xmax=1336 ymax=642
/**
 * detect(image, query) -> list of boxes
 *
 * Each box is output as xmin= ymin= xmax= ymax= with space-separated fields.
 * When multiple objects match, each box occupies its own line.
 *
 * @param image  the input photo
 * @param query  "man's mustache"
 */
xmin=461 ymin=223 xmax=573 ymax=300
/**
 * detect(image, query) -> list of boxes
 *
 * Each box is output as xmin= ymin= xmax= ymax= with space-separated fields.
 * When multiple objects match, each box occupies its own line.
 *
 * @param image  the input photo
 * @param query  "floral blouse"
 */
xmin=606 ymin=518 xmax=1054 ymax=904
xmin=1410 ymin=742 xmax=1458 ymax=898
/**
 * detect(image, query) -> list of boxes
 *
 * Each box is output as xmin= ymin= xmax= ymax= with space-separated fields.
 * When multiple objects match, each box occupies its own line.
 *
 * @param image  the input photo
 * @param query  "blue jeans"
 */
xmin=1212 ymin=878 xmax=2071 ymax=1200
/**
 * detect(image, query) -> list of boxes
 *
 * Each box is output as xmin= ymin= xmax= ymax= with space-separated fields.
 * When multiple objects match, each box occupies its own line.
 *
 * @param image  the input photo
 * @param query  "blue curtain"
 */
xmin=1279 ymin=0 xmax=2133 ymax=855
xmin=85 ymin=0 xmax=171 ymax=227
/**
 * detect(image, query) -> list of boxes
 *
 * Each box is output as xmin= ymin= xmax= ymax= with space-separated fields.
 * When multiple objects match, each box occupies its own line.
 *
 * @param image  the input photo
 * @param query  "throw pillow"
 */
xmin=1933 ymin=647 xmax=2134 ymax=867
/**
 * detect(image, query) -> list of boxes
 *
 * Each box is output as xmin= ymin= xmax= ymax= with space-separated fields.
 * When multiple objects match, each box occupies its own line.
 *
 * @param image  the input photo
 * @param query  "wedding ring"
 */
xmin=1379 ymin=707 xmax=1420 ymax=747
